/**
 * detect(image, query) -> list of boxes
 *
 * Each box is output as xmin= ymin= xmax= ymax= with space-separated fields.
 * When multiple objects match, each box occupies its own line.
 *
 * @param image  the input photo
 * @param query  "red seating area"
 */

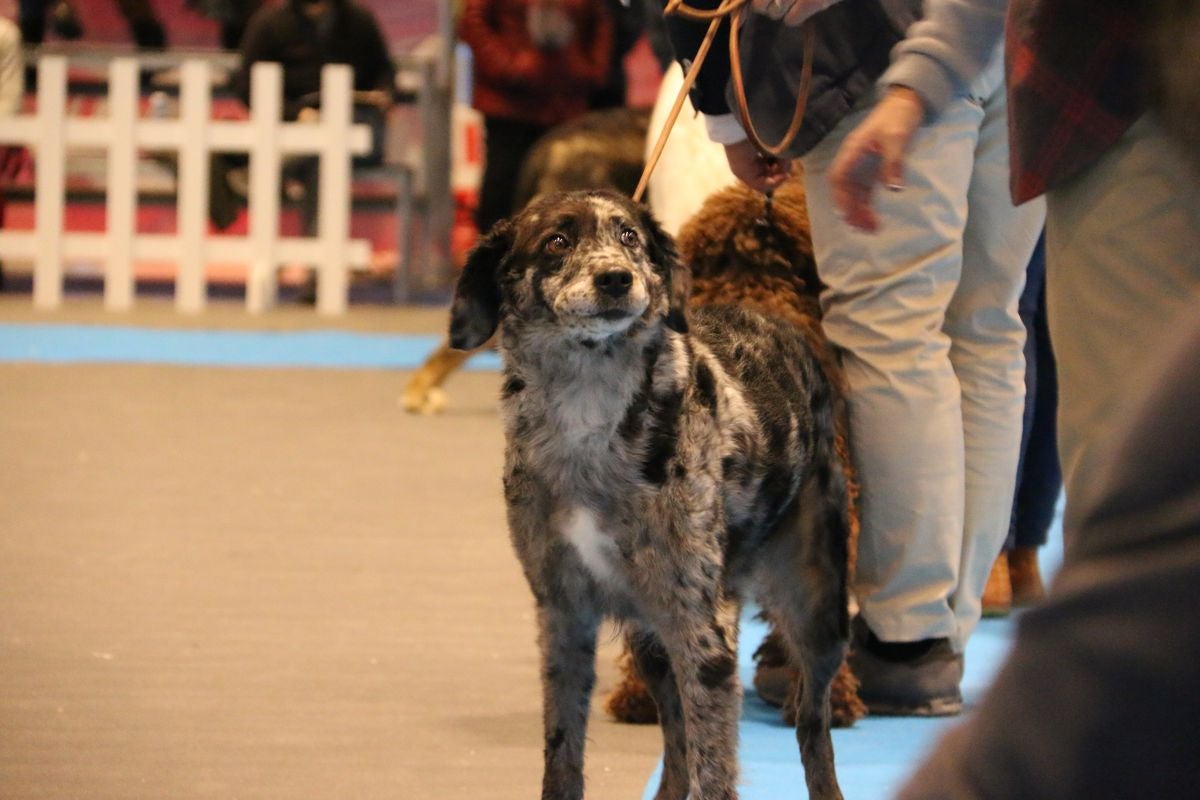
xmin=42 ymin=0 xmax=441 ymax=51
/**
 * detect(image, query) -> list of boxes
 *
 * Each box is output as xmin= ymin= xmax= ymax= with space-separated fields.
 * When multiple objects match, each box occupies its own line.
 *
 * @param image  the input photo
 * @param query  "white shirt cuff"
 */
xmin=703 ymin=113 xmax=748 ymax=145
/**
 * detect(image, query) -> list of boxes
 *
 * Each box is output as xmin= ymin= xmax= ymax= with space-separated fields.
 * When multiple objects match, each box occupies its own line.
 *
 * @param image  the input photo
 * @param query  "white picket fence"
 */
xmin=0 ymin=56 xmax=375 ymax=316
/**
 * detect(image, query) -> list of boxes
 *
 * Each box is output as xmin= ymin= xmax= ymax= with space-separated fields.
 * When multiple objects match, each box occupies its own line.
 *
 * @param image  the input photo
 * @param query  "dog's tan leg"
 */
xmin=626 ymin=629 xmax=689 ymax=800
xmin=400 ymin=339 xmax=483 ymax=415
xmin=536 ymin=603 xmax=602 ymax=800
xmin=651 ymin=596 xmax=742 ymax=800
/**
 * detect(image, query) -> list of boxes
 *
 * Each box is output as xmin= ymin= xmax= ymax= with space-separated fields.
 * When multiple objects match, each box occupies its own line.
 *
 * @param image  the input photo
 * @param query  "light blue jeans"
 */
xmin=801 ymin=47 xmax=1045 ymax=651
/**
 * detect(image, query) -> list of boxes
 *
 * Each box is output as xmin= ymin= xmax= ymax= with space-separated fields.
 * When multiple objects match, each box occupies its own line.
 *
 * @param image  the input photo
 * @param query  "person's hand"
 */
xmin=750 ymin=0 xmax=841 ymax=26
xmin=827 ymin=86 xmax=925 ymax=232
xmin=724 ymin=139 xmax=793 ymax=194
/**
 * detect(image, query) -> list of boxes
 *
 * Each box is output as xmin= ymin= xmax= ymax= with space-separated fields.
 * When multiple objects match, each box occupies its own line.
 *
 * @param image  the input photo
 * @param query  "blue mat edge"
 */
xmin=0 ymin=323 xmax=503 ymax=371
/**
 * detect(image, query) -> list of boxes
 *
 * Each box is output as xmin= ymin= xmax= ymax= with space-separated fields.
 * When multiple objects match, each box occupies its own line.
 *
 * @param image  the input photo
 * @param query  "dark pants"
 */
xmin=476 ymin=116 xmax=549 ymax=236
xmin=1007 ymin=233 xmax=1062 ymax=550
xmin=292 ymin=104 xmax=387 ymax=236
xmin=209 ymin=105 xmax=387 ymax=235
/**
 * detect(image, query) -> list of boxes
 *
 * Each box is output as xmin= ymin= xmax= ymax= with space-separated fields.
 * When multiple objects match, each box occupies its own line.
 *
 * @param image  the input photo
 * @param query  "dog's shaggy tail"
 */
xmin=802 ymin=369 xmax=855 ymax=640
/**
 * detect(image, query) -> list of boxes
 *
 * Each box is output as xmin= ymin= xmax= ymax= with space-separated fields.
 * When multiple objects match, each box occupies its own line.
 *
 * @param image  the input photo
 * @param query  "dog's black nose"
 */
xmin=594 ymin=270 xmax=633 ymax=298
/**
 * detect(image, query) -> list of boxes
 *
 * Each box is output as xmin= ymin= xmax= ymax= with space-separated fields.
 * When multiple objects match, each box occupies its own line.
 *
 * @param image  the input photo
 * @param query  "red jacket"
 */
xmin=459 ymin=0 xmax=614 ymax=127
xmin=1005 ymin=0 xmax=1145 ymax=203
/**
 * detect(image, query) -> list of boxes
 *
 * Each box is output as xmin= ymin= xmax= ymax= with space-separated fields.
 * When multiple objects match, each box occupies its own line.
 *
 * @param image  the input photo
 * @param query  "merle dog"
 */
xmin=449 ymin=190 xmax=848 ymax=800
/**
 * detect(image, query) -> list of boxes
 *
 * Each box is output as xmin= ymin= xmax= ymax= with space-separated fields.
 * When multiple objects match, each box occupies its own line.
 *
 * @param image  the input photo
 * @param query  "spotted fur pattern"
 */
xmin=449 ymin=190 xmax=849 ymax=800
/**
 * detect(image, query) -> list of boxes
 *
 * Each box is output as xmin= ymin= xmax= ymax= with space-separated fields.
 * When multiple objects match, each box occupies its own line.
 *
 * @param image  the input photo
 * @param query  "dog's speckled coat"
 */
xmin=449 ymin=190 xmax=848 ymax=800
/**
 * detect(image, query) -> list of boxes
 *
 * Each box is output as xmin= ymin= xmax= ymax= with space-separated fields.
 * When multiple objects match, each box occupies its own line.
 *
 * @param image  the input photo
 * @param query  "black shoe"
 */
xmin=848 ymin=616 xmax=963 ymax=717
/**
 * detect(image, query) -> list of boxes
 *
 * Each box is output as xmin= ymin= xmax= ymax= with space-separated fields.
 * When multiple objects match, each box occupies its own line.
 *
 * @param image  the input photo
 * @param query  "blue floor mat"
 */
xmin=642 ymin=533 xmax=1063 ymax=800
xmin=0 ymin=324 xmax=503 ymax=371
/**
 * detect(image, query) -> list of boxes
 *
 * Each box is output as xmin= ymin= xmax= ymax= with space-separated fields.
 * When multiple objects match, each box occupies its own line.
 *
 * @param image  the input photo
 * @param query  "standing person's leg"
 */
xmin=802 ymin=92 xmax=982 ymax=681
xmin=1007 ymin=236 xmax=1059 ymax=606
xmin=285 ymin=155 xmax=321 ymax=302
xmin=296 ymin=156 xmax=319 ymax=237
xmin=1045 ymin=113 xmax=1200 ymax=553
xmin=1006 ymin=235 xmax=1048 ymax=550
xmin=1013 ymin=267 xmax=1059 ymax=549
xmin=112 ymin=0 xmax=166 ymax=49
xmin=220 ymin=0 xmax=264 ymax=50
xmin=476 ymin=117 xmax=547 ymax=236
xmin=982 ymin=233 xmax=1045 ymax=617
xmin=19 ymin=0 xmax=49 ymax=44
xmin=946 ymin=56 xmax=1045 ymax=647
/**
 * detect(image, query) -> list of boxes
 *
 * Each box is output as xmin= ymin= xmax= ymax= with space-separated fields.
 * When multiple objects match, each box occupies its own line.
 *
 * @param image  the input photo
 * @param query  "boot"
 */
xmin=1008 ymin=546 xmax=1046 ymax=607
xmin=756 ymin=626 xmax=865 ymax=727
xmin=848 ymin=617 xmax=963 ymax=717
xmin=981 ymin=553 xmax=1012 ymax=617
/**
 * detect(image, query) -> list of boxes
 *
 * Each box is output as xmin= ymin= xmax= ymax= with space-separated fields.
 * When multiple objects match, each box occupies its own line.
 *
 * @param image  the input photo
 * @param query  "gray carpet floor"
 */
xmin=0 ymin=296 xmax=662 ymax=800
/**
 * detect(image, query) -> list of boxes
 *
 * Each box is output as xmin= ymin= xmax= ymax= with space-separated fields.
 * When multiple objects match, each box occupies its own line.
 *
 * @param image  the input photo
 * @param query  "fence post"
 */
xmin=315 ymin=64 xmax=352 ymax=316
xmin=33 ymin=56 xmax=67 ymax=310
xmin=105 ymin=59 xmax=138 ymax=311
xmin=176 ymin=60 xmax=212 ymax=313
xmin=246 ymin=62 xmax=282 ymax=313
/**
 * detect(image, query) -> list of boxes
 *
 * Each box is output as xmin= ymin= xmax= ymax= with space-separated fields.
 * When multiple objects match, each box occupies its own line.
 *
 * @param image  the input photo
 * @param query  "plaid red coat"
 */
xmin=1005 ymin=0 xmax=1146 ymax=203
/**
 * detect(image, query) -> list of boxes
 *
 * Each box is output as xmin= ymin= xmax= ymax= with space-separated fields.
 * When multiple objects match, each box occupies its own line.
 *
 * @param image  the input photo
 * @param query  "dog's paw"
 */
xmin=401 ymin=386 xmax=448 ymax=415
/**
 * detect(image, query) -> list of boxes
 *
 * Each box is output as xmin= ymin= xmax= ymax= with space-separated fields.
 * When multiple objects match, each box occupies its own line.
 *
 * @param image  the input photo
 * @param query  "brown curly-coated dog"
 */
xmin=603 ymin=177 xmax=866 ymax=729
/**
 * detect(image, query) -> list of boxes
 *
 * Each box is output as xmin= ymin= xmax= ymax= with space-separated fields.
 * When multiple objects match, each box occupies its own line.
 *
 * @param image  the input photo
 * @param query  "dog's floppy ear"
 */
xmin=449 ymin=220 xmax=514 ymax=350
xmin=639 ymin=205 xmax=690 ymax=334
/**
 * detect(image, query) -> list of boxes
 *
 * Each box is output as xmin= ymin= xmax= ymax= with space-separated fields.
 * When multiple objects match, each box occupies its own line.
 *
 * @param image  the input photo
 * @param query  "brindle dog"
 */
xmin=449 ymin=189 xmax=848 ymax=800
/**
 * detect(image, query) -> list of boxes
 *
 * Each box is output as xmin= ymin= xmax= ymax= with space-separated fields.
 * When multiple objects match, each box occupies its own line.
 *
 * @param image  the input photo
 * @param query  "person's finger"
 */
xmin=828 ymin=137 xmax=873 ymax=198
xmin=882 ymin=152 xmax=905 ymax=191
xmin=752 ymin=161 xmax=779 ymax=192
xmin=876 ymin=123 xmax=908 ymax=191
xmin=829 ymin=140 xmax=883 ymax=232
xmin=761 ymin=154 xmax=792 ymax=188
xmin=828 ymin=159 xmax=856 ymax=223
xmin=751 ymin=0 xmax=788 ymax=21
xmin=848 ymin=146 xmax=884 ymax=189
xmin=833 ymin=174 xmax=876 ymax=232
xmin=845 ymin=183 xmax=879 ymax=232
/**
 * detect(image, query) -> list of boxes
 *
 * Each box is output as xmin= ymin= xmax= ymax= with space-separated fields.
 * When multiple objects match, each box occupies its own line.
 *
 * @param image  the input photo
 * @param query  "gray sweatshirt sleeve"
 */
xmin=879 ymin=0 xmax=1009 ymax=117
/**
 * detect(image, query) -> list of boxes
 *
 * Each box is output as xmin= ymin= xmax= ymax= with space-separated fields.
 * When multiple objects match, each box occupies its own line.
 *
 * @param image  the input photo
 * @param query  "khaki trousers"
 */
xmin=801 ymin=49 xmax=1045 ymax=650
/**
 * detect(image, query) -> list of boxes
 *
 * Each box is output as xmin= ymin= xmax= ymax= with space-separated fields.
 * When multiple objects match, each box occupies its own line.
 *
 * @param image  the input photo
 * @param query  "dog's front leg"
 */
xmin=655 ymin=589 xmax=742 ymax=800
xmin=627 ymin=627 xmax=689 ymax=800
xmin=536 ymin=601 xmax=601 ymax=800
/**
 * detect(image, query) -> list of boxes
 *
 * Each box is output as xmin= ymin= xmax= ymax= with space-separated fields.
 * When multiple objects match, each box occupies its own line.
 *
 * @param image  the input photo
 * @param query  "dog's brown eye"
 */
xmin=620 ymin=228 xmax=640 ymax=248
xmin=545 ymin=234 xmax=570 ymax=255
